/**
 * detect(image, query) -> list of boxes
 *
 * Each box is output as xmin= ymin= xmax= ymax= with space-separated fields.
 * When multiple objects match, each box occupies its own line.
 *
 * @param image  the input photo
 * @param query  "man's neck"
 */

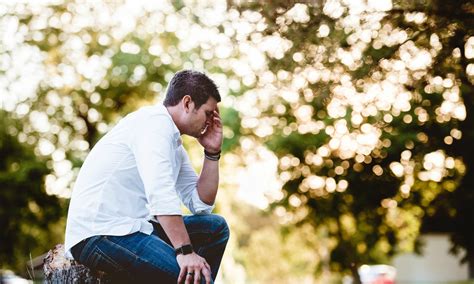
xmin=165 ymin=105 xmax=184 ymax=135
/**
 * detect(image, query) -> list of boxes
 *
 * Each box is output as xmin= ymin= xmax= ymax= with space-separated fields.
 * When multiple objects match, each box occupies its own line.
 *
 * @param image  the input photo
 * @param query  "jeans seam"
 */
xmin=79 ymin=236 xmax=101 ymax=262
xmin=102 ymin=236 xmax=141 ymax=259
xmin=95 ymin=246 xmax=126 ymax=272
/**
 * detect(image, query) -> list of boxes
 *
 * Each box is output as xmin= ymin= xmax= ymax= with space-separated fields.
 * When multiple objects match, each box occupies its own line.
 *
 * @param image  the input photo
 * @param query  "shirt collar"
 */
xmin=157 ymin=104 xmax=182 ymax=147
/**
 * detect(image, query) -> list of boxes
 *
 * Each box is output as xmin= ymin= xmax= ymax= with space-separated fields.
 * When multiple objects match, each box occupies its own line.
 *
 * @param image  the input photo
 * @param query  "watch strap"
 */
xmin=204 ymin=149 xmax=221 ymax=161
xmin=175 ymin=244 xmax=194 ymax=255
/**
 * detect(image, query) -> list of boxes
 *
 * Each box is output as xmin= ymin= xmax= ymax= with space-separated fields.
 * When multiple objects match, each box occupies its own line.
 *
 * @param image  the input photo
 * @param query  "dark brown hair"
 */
xmin=164 ymin=70 xmax=221 ymax=109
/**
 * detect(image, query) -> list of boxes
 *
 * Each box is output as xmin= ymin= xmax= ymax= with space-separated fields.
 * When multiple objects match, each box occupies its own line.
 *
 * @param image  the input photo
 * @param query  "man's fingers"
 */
xmin=178 ymin=268 xmax=186 ymax=284
xmin=213 ymin=116 xmax=222 ymax=127
xmin=185 ymin=271 xmax=193 ymax=284
xmin=202 ymin=266 xmax=212 ymax=284
xmin=204 ymin=261 xmax=211 ymax=271
xmin=193 ymin=269 xmax=201 ymax=284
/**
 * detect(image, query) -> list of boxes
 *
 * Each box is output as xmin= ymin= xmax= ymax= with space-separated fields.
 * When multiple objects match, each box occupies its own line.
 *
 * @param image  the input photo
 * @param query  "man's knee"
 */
xmin=209 ymin=214 xmax=230 ymax=240
xmin=194 ymin=214 xmax=229 ymax=237
xmin=185 ymin=214 xmax=230 ymax=241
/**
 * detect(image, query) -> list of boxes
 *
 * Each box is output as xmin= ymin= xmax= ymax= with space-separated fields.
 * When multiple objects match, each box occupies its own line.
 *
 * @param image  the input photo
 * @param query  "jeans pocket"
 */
xmin=86 ymin=245 xmax=123 ymax=273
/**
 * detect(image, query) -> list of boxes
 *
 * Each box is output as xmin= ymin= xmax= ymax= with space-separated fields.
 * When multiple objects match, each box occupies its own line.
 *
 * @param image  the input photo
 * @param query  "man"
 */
xmin=64 ymin=70 xmax=229 ymax=284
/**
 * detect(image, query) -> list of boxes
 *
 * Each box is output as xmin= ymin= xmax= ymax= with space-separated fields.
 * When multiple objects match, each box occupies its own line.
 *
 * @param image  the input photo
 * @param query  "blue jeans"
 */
xmin=71 ymin=214 xmax=229 ymax=283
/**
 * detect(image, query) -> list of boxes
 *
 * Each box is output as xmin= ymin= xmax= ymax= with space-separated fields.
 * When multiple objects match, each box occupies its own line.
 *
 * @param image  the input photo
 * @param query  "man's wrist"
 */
xmin=204 ymin=149 xmax=221 ymax=161
xmin=204 ymin=148 xmax=221 ymax=155
xmin=175 ymin=244 xmax=194 ymax=256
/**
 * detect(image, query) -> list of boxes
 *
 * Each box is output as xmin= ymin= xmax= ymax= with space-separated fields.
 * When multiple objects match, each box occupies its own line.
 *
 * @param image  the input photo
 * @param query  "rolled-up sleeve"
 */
xmin=130 ymin=115 xmax=182 ymax=216
xmin=176 ymin=148 xmax=215 ymax=215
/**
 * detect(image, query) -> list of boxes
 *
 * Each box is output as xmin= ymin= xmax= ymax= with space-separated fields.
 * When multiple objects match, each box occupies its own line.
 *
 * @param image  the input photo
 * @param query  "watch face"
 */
xmin=182 ymin=244 xmax=193 ymax=255
xmin=176 ymin=244 xmax=194 ymax=255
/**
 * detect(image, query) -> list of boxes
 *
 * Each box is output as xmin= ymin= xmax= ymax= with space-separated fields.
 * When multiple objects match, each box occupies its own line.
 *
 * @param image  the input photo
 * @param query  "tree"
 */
xmin=392 ymin=0 xmax=474 ymax=276
xmin=0 ymin=111 xmax=64 ymax=275
xmin=228 ymin=0 xmax=474 ymax=280
xmin=0 ymin=0 xmax=243 ymax=277
xmin=3 ymin=0 xmax=472 ymax=280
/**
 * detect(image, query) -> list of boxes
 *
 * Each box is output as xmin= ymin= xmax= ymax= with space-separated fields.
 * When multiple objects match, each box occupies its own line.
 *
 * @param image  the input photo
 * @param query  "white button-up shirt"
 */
xmin=64 ymin=104 xmax=214 ymax=258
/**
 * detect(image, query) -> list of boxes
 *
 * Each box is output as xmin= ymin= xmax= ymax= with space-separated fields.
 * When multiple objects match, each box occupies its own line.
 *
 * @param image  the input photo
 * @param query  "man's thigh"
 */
xmin=77 ymin=232 xmax=180 ymax=283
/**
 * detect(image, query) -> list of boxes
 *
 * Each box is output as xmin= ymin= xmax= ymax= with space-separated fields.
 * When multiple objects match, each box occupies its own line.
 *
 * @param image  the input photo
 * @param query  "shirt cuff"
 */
xmin=148 ymin=201 xmax=183 ymax=216
xmin=189 ymin=189 xmax=215 ymax=215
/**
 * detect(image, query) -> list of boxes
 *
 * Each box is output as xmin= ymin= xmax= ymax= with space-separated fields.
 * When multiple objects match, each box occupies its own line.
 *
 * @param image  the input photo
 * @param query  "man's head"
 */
xmin=164 ymin=70 xmax=221 ymax=110
xmin=164 ymin=70 xmax=221 ymax=138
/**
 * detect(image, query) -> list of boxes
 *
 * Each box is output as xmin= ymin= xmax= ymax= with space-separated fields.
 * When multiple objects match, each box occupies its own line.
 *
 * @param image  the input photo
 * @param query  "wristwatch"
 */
xmin=175 ymin=244 xmax=194 ymax=255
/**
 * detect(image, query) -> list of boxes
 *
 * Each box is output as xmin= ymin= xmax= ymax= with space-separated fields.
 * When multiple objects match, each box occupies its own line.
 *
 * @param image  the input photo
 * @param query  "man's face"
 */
xmin=187 ymin=97 xmax=218 ymax=138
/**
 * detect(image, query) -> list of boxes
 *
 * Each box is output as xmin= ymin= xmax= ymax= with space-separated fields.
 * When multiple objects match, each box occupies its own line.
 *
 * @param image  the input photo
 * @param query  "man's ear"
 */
xmin=182 ymin=95 xmax=193 ymax=113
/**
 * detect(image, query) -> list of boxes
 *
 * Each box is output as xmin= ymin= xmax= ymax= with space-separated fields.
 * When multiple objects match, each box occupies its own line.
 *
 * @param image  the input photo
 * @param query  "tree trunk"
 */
xmin=350 ymin=263 xmax=362 ymax=284
xmin=43 ymin=244 xmax=108 ymax=284
xmin=468 ymin=245 xmax=474 ymax=279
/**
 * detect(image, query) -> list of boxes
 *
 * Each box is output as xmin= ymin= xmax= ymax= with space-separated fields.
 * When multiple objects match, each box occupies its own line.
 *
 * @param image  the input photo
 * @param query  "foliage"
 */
xmin=1 ymin=0 xmax=473 ymax=281
xmin=0 ymin=111 xmax=65 ymax=274
xmin=229 ymin=0 xmax=474 ymax=279
xmin=217 ymin=191 xmax=326 ymax=284
xmin=0 ymin=0 xmax=245 ymax=278
xmin=1 ymin=1 xmax=242 ymax=197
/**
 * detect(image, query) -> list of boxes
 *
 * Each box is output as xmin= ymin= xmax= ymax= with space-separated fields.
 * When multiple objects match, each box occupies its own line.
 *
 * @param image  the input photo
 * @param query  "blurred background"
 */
xmin=0 ymin=0 xmax=473 ymax=283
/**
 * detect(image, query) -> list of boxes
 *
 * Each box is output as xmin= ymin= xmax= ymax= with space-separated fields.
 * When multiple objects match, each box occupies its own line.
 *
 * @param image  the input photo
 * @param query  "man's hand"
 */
xmin=177 ymin=253 xmax=212 ymax=284
xmin=198 ymin=109 xmax=222 ymax=154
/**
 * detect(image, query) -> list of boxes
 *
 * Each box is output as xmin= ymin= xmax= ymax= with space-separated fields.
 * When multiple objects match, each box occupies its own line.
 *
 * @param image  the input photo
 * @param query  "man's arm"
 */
xmin=159 ymin=108 xmax=221 ymax=283
xmin=197 ymin=109 xmax=222 ymax=205
xmin=155 ymin=215 xmax=192 ymax=247
xmin=156 ymin=215 xmax=211 ymax=284
xmin=196 ymin=156 xmax=219 ymax=205
xmin=132 ymin=116 xmax=211 ymax=283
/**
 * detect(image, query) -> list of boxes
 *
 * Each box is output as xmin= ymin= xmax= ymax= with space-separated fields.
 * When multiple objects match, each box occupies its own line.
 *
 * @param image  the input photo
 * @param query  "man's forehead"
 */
xmin=203 ymin=97 xmax=218 ymax=110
